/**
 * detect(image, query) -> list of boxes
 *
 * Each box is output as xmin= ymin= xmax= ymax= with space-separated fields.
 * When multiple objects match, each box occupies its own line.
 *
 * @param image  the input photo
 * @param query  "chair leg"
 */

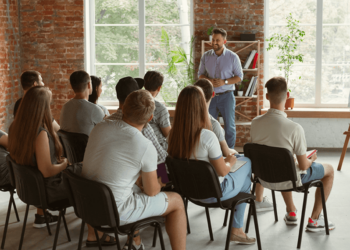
xmin=11 ymin=191 xmax=20 ymax=222
xmin=114 ymin=229 xmax=121 ymax=250
xmin=205 ymin=207 xmax=214 ymax=241
xmin=252 ymin=201 xmax=262 ymax=250
xmin=77 ymin=221 xmax=85 ymax=250
xmin=52 ymin=210 xmax=62 ymax=250
xmin=128 ymin=230 xmax=135 ymax=250
xmin=152 ymin=224 xmax=157 ymax=247
xmin=271 ymin=190 xmax=278 ymax=222
xmin=224 ymin=209 xmax=235 ymax=250
xmin=184 ymin=197 xmax=191 ymax=234
xmin=338 ymin=131 xmax=350 ymax=171
xmin=157 ymin=223 xmax=166 ymax=250
xmin=61 ymin=210 xmax=71 ymax=241
xmin=320 ymin=183 xmax=330 ymax=235
xmin=94 ymin=228 xmax=102 ymax=250
xmin=18 ymin=204 xmax=30 ymax=250
xmin=297 ymin=190 xmax=309 ymax=249
xmin=245 ymin=182 xmax=256 ymax=233
xmin=1 ymin=192 xmax=13 ymax=249
xmin=43 ymin=209 xmax=52 ymax=236
xmin=223 ymin=210 xmax=229 ymax=227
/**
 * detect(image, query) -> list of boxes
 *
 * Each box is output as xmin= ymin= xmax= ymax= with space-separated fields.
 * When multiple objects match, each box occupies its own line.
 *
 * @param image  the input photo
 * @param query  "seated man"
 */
xmin=60 ymin=70 xmax=104 ymax=136
xmin=14 ymin=71 xmax=60 ymax=132
xmin=107 ymin=76 xmax=167 ymax=165
xmin=251 ymin=76 xmax=335 ymax=231
xmin=82 ymin=90 xmax=186 ymax=250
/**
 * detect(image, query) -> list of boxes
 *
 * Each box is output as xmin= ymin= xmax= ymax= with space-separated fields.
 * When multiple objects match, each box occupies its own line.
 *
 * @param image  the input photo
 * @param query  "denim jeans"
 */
xmin=209 ymin=91 xmax=236 ymax=148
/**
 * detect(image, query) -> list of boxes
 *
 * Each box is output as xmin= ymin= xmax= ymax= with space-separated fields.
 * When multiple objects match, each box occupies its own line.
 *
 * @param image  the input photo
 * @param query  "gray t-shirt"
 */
xmin=60 ymin=99 xmax=104 ymax=136
xmin=149 ymin=100 xmax=170 ymax=150
xmin=97 ymin=103 xmax=110 ymax=116
xmin=209 ymin=114 xmax=225 ymax=142
xmin=82 ymin=119 xmax=157 ymax=216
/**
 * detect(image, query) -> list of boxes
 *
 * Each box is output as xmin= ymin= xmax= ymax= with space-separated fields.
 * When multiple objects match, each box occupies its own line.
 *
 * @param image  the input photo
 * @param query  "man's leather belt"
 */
xmin=214 ymin=90 xmax=233 ymax=96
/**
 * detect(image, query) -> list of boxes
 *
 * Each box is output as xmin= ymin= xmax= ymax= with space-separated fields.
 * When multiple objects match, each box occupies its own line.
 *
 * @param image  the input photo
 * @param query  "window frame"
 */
xmin=264 ymin=0 xmax=350 ymax=108
xmin=85 ymin=0 xmax=194 ymax=106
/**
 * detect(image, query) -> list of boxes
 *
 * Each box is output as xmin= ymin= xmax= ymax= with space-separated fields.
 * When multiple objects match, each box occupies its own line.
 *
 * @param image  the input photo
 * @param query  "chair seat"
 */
xmin=0 ymin=184 xmax=14 ymax=192
xmin=256 ymin=179 xmax=323 ymax=193
xmin=34 ymin=199 xmax=71 ymax=211
xmin=189 ymin=192 xmax=256 ymax=209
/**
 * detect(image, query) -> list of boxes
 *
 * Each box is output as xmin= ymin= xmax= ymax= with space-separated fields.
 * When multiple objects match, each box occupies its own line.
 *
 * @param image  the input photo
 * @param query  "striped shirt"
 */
xmin=149 ymin=100 xmax=171 ymax=151
xmin=198 ymin=46 xmax=243 ymax=93
xmin=106 ymin=109 xmax=168 ymax=164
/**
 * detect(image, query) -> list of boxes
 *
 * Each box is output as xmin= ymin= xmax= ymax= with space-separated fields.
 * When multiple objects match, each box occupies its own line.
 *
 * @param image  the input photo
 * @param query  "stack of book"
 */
xmin=243 ymin=50 xmax=259 ymax=69
xmin=245 ymin=76 xmax=258 ymax=97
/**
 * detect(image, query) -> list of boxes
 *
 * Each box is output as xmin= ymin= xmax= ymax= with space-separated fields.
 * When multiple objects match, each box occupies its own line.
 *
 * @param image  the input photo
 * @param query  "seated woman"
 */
xmin=8 ymin=86 xmax=80 ymax=229
xmin=167 ymin=86 xmax=256 ymax=245
xmin=0 ymin=130 xmax=10 ymax=186
xmin=88 ymin=75 xmax=110 ymax=117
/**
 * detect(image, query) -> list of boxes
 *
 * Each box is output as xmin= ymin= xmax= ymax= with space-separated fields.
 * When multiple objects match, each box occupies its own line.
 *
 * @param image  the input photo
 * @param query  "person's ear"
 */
xmin=266 ymin=93 xmax=269 ymax=100
xmin=148 ymin=114 xmax=154 ymax=123
xmin=87 ymin=81 xmax=91 ymax=89
xmin=157 ymin=85 xmax=162 ymax=92
xmin=33 ymin=81 xmax=38 ymax=86
xmin=224 ymin=40 xmax=227 ymax=44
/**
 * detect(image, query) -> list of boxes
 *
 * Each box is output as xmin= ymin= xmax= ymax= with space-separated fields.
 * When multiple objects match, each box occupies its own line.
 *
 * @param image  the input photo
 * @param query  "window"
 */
xmin=87 ymin=0 xmax=193 ymax=105
xmin=265 ymin=0 xmax=350 ymax=107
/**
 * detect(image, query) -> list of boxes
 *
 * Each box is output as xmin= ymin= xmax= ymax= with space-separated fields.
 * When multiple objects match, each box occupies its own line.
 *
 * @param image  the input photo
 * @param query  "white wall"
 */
xmin=289 ymin=118 xmax=349 ymax=148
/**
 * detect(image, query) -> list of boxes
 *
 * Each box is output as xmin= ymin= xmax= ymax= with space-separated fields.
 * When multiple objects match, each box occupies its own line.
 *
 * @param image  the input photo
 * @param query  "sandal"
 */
xmin=122 ymin=232 xmax=145 ymax=250
xmin=86 ymin=232 xmax=117 ymax=247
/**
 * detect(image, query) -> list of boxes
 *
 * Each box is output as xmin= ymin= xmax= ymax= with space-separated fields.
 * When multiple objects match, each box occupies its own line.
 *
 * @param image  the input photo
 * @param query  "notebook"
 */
xmin=230 ymin=160 xmax=247 ymax=173
xmin=306 ymin=150 xmax=317 ymax=159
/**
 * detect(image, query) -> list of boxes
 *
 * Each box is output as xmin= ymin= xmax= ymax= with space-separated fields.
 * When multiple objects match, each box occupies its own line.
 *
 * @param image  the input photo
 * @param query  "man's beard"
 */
xmin=212 ymin=44 xmax=223 ymax=51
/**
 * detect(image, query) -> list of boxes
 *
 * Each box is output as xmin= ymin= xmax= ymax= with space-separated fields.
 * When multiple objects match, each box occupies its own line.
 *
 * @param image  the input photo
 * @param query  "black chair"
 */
xmin=243 ymin=143 xmax=330 ymax=249
xmin=0 ymin=183 xmax=20 ymax=249
xmin=63 ymin=170 xmax=166 ymax=250
xmin=57 ymin=130 xmax=89 ymax=164
xmin=166 ymin=156 xmax=261 ymax=250
xmin=6 ymin=155 xmax=71 ymax=250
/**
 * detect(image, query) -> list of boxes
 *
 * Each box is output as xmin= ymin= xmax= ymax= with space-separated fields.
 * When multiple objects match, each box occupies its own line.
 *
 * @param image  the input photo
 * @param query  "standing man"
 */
xmin=198 ymin=28 xmax=243 ymax=148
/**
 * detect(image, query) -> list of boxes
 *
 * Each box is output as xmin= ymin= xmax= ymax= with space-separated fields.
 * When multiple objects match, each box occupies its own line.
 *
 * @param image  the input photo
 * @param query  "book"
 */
xmin=245 ymin=76 xmax=255 ymax=97
xmin=306 ymin=150 xmax=317 ymax=159
xmin=230 ymin=160 xmax=247 ymax=173
xmin=243 ymin=50 xmax=257 ymax=69
xmin=249 ymin=77 xmax=258 ymax=96
xmin=252 ymin=53 xmax=259 ymax=69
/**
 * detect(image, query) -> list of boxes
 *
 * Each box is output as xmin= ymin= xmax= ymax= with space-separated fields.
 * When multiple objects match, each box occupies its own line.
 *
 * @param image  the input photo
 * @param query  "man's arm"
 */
xmin=0 ymin=133 xmax=8 ymax=148
xmin=212 ymin=76 xmax=242 ymax=88
xmin=160 ymin=126 xmax=171 ymax=138
xmin=219 ymin=140 xmax=238 ymax=157
xmin=142 ymin=124 xmax=167 ymax=163
xmin=297 ymin=153 xmax=317 ymax=171
xmin=141 ymin=170 xmax=161 ymax=197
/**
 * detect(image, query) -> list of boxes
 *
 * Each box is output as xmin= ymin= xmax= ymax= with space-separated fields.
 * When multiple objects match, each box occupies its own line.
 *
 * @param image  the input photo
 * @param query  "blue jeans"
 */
xmin=209 ymin=91 xmax=236 ymax=148
xmin=201 ymin=156 xmax=252 ymax=228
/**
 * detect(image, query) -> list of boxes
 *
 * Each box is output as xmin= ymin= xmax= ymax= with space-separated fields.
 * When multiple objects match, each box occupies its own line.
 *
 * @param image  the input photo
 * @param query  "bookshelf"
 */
xmin=201 ymin=40 xmax=261 ymax=122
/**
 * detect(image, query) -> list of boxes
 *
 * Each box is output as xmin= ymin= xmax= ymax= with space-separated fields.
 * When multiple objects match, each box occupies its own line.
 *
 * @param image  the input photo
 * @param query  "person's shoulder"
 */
xmin=154 ymin=100 xmax=167 ymax=111
xmin=203 ymin=49 xmax=214 ymax=57
xmin=201 ymin=128 xmax=217 ymax=140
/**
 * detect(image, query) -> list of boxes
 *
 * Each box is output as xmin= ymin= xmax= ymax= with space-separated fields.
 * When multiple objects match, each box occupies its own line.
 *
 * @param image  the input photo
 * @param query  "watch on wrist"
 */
xmin=224 ymin=79 xmax=228 ymax=85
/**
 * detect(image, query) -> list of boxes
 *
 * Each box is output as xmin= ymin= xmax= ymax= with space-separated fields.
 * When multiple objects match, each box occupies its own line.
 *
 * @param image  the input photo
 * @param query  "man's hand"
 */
xmin=310 ymin=153 xmax=317 ymax=162
xmin=225 ymin=153 xmax=237 ymax=166
xmin=212 ymin=79 xmax=225 ymax=88
xmin=135 ymin=175 xmax=144 ymax=191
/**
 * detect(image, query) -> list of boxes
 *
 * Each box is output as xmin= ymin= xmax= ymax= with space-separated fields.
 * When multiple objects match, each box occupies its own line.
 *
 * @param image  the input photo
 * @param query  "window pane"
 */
xmin=323 ymin=0 xmax=350 ymax=24
xmin=321 ymin=66 xmax=350 ymax=104
xmin=96 ymin=65 xmax=139 ymax=102
xmin=95 ymin=26 xmax=139 ymax=63
xmin=145 ymin=26 xmax=190 ymax=63
xmin=145 ymin=0 xmax=190 ymax=24
xmin=95 ymin=0 xmax=138 ymax=24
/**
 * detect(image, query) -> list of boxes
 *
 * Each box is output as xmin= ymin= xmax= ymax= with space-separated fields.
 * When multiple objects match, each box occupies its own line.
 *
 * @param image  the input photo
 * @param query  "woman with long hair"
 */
xmin=88 ymin=75 xmax=110 ymax=116
xmin=8 ymin=86 xmax=77 ymax=228
xmin=168 ymin=86 xmax=255 ymax=245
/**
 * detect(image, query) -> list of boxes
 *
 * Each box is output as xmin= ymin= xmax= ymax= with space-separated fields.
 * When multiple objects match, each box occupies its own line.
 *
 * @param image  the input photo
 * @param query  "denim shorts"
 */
xmin=300 ymin=162 xmax=325 ymax=184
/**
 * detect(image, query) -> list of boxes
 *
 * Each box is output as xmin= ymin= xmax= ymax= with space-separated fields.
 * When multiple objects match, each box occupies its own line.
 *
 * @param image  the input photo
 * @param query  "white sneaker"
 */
xmin=306 ymin=214 xmax=335 ymax=232
xmin=254 ymin=196 xmax=274 ymax=212
xmin=284 ymin=210 xmax=298 ymax=225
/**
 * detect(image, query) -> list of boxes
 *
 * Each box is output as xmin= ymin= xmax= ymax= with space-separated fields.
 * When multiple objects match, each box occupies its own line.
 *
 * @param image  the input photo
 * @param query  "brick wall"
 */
xmin=0 ymin=0 xmax=21 ymax=130
xmin=194 ymin=0 xmax=264 ymax=147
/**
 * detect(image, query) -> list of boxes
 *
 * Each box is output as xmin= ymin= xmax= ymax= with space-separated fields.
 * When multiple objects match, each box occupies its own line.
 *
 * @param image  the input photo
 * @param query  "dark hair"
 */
xmin=115 ymin=77 xmax=140 ymax=103
xmin=88 ymin=75 xmax=102 ymax=104
xmin=20 ymin=71 xmax=41 ymax=90
xmin=212 ymin=28 xmax=227 ymax=39
xmin=194 ymin=79 xmax=214 ymax=102
xmin=265 ymin=77 xmax=288 ymax=104
xmin=69 ymin=70 xmax=90 ymax=93
xmin=144 ymin=71 xmax=164 ymax=91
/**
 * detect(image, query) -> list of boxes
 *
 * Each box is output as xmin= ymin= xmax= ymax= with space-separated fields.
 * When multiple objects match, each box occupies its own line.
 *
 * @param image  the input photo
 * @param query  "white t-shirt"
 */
xmin=209 ymin=114 xmax=225 ymax=142
xmin=251 ymin=108 xmax=307 ymax=189
xmin=82 ymin=119 xmax=157 ymax=215
xmin=190 ymin=129 xmax=224 ymax=183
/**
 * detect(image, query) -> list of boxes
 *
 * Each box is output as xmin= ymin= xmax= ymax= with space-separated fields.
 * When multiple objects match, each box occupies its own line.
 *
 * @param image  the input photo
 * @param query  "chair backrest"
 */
xmin=57 ymin=130 xmax=89 ymax=164
xmin=166 ymin=156 xmax=223 ymax=203
xmin=243 ymin=143 xmax=298 ymax=190
xmin=63 ymin=170 xmax=119 ymax=228
xmin=6 ymin=155 xmax=48 ymax=208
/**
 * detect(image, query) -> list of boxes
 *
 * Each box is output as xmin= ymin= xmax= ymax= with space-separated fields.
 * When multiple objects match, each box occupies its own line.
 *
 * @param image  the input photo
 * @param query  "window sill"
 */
xmin=261 ymin=108 xmax=350 ymax=118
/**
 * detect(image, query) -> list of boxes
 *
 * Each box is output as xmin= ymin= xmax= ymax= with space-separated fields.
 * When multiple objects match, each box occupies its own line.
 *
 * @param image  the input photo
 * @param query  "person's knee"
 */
xmin=323 ymin=163 xmax=334 ymax=180
xmin=165 ymin=192 xmax=185 ymax=211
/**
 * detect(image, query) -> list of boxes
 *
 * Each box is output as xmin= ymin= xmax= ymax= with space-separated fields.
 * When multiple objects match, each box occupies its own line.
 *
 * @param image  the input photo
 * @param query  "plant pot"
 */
xmin=209 ymin=35 xmax=212 ymax=42
xmin=285 ymin=97 xmax=295 ymax=110
xmin=237 ymin=91 xmax=244 ymax=96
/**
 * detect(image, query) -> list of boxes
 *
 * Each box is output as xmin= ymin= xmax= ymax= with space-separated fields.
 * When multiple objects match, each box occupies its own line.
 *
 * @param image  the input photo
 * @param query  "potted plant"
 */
xmin=285 ymin=89 xmax=294 ymax=109
xmin=266 ymin=13 xmax=305 ymax=110
xmin=207 ymin=26 xmax=214 ymax=42
xmin=237 ymin=79 xmax=248 ymax=96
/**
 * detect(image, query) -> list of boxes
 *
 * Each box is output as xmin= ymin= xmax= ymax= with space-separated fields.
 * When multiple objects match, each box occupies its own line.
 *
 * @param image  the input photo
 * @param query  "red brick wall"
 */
xmin=0 ymin=0 xmax=21 ymax=130
xmin=194 ymin=0 xmax=264 ymax=147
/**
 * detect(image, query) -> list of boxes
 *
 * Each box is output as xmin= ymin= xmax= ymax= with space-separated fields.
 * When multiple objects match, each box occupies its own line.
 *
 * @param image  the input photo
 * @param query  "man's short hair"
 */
xmin=123 ymin=90 xmax=155 ymax=126
xmin=20 ymin=71 xmax=41 ymax=90
xmin=212 ymin=28 xmax=227 ymax=39
xmin=115 ymin=77 xmax=140 ymax=103
xmin=69 ymin=70 xmax=90 ymax=93
xmin=144 ymin=71 xmax=164 ymax=91
xmin=265 ymin=77 xmax=288 ymax=104
xmin=194 ymin=79 xmax=213 ymax=102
